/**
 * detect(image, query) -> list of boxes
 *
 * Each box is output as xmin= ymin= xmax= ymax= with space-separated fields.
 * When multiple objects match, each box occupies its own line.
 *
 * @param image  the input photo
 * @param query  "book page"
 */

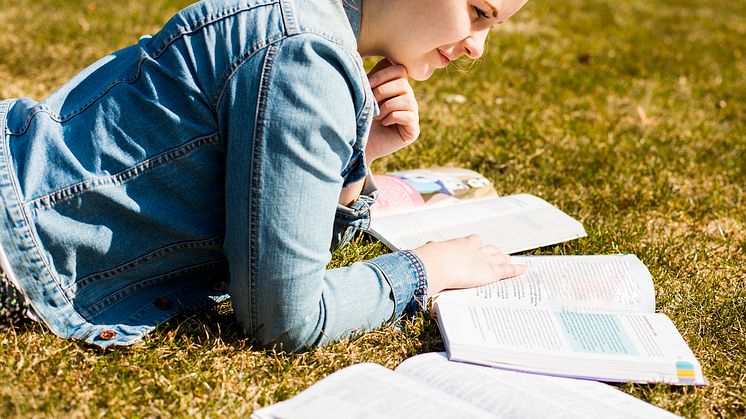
xmin=251 ymin=363 xmax=493 ymax=419
xmin=436 ymin=255 xmax=655 ymax=313
xmin=369 ymin=175 xmax=428 ymax=216
xmin=435 ymin=302 xmax=706 ymax=385
xmin=369 ymin=194 xmax=586 ymax=253
xmin=395 ymin=353 xmax=680 ymax=418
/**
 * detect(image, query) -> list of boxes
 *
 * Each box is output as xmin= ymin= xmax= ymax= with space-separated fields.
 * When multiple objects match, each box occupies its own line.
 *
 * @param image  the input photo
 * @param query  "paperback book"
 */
xmin=434 ymin=255 xmax=707 ymax=385
xmin=252 ymin=352 xmax=680 ymax=418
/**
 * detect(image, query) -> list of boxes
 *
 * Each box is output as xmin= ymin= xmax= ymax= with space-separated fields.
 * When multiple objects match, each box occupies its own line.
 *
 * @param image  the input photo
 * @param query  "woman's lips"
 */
xmin=437 ymin=49 xmax=452 ymax=67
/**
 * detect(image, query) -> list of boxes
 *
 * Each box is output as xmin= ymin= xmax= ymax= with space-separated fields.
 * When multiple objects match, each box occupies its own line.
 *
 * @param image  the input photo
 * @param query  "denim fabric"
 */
xmin=0 ymin=0 xmax=428 ymax=350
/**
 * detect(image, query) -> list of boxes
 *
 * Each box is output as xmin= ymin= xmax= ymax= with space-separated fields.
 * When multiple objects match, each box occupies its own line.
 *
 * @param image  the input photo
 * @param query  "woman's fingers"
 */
xmin=492 ymin=262 xmax=528 ymax=280
xmin=478 ymin=243 xmax=526 ymax=280
xmin=480 ymin=244 xmax=504 ymax=256
xmin=490 ymin=253 xmax=512 ymax=266
xmin=465 ymin=234 xmax=483 ymax=247
xmin=368 ymin=61 xmax=407 ymax=89
xmin=413 ymin=236 xmax=529 ymax=294
xmin=380 ymin=111 xmax=420 ymax=142
xmin=377 ymin=94 xmax=418 ymax=122
xmin=372 ymin=77 xmax=414 ymax=104
xmin=366 ymin=59 xmax=420 ymax=146
xmin=380 ymin=110 xmax=417 ymax=125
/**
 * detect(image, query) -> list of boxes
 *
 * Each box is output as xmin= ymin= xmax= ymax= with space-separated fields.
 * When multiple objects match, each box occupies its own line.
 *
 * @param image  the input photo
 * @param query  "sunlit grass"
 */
xmin=1 ymin=0 xmax=744 ymax=417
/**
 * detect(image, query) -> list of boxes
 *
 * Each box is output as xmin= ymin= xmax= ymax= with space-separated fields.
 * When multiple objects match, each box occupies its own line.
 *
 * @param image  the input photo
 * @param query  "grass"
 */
xmin=1 ymin=0 xmax=744 ymax=417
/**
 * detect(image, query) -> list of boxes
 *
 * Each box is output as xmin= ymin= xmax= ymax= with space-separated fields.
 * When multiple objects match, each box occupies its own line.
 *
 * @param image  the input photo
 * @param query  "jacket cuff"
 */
xmin=366 ymin=249 xmax=429 ymax=319
xmin=331 ymin=172 xmax=378 ymax=249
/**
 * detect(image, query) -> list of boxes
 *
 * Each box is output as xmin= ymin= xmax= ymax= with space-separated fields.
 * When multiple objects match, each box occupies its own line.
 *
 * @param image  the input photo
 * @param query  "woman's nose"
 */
xmin=462 ymin=29 xmax=489 ymax=59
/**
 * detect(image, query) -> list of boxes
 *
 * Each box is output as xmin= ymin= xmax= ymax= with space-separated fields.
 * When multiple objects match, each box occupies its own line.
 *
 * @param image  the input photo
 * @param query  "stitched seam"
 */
xmin=292 ymin=30 xmax=369 ymax=122
xmin=78 ymin=260 xmax=228 ymax=318
xmin=10 ymin=59 xmax=149 ymax=136
xmin=150 ymin=0 xmax=278 ymax=58
xmin=286 ymin=29 xmax=373 ymax=156
xmin=279 ymin=0 xmax=298 ymax=35
xmin=29 ymin=132 xmax=220 ymax=210
xmin=247 ymin=42 xmax=279 ymax=333
xmin=2 ymin=103 xmax=63 ymax=281
xmin=213 ymin=33 xmax=285 ymax=110
xmin=0 ymin=101 xmax=86 ymax=325
xmin=401 ymin=250 xmax=428 ymax=311
xmin=70 ymin=236 xmax=225 ymax=290
xmin=212 ymin=26 xmax=367 ymax=122
xmin=285 ymin=0 xmax=299 ymax=34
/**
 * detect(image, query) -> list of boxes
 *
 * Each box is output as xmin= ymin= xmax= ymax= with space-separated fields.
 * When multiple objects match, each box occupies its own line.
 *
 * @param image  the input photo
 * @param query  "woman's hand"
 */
xmin=413 ymin=235 xmax=528 ymax=295
xmin=365 ymin=59 xmax=420 ymax=164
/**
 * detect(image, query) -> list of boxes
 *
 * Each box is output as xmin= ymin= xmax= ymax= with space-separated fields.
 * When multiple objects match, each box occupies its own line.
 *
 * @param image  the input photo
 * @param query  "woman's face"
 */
xmin=374 ymin=0 xmax=528 ymax=81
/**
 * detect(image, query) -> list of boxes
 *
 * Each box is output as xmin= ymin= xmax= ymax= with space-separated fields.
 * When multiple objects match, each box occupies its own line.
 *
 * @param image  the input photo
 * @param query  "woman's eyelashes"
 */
xmin=473 ymin=6 xmax=491 ymax=19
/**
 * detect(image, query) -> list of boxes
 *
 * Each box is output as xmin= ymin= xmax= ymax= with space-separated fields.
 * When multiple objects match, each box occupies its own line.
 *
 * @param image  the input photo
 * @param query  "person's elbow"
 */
xmin=252 ymin=303 xmax=327 ymax=353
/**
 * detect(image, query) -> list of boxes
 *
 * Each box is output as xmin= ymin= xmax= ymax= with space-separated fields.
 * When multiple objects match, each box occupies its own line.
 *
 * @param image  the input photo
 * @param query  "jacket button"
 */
xmin=154 ymin=297 xmax=172 ymax=310
xmin=211 ymin=281 xmax=228 ymax=292
xmin=99 ymin=330 xmax=117 ymax=340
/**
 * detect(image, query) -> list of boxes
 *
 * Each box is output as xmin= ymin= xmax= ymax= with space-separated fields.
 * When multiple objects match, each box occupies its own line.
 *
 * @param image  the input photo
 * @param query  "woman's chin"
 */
xmin=407 ymin=64 xmax=435 ymax=81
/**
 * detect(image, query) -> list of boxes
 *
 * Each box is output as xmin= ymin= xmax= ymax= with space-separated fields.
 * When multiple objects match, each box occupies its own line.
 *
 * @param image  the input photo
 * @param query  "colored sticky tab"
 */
xmin=676 ymin=361 xmax=697 ymax=383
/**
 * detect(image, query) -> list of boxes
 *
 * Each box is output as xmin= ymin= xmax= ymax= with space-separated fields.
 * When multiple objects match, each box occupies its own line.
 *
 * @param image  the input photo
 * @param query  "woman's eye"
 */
xmin=473 ymin=6 xmax=490 ymax=19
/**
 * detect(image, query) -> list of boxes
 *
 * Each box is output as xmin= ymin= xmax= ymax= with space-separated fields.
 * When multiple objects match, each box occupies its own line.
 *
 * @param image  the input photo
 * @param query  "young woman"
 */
xmin=0 ymin=0 xmax=528 ymax=350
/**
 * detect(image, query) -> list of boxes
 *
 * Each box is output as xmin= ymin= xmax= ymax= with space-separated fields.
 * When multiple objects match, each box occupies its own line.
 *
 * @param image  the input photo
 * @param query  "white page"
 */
xmin=395 ymin=353 xmax=681 ymax=419
xmin=435 ymin=302 xmax=706 ymax=384
xmin=368 ymin=194 xmax=586 ymax=253
xmin=251 ymin=363 xmax=494 ymax=419
xmin=436 ymin=255 xmax=655 ymax=312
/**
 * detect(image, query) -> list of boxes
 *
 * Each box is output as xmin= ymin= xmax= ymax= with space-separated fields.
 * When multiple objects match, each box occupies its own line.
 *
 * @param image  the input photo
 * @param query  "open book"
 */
xmin=252 ymin=352 xmax=680 ymax=418
xmin=434 ymin=255 xmax=707 ymax=385
xmin=368 ymin=167 xmax=586 ymax=253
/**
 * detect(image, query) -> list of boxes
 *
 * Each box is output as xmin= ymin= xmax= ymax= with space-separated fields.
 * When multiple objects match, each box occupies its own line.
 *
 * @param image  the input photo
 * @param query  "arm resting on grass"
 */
xmin=221 ymin=35 xmax=426 ymax=352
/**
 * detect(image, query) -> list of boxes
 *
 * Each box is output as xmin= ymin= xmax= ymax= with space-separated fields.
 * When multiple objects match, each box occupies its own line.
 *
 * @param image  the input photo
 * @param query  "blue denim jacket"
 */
xmin=0 ymin=0 xmax=427 ymax=349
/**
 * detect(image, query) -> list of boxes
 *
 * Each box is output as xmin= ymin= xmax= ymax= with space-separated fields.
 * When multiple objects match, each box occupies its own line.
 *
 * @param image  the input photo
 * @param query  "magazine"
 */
xmin=368 ymin=167 xmax=586 ymax=253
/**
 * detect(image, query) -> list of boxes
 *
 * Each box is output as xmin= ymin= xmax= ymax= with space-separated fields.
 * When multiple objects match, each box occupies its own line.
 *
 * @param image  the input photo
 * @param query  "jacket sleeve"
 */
xmin=219 ymin=34 xmax=428 ymax=352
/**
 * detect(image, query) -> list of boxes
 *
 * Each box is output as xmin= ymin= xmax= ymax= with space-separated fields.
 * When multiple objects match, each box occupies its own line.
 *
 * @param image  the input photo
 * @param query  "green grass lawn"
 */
xmin=1 ymin=0 xmax=744 ymax=417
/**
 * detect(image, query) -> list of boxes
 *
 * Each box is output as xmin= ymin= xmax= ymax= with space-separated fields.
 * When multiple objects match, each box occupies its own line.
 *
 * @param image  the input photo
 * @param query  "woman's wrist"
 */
xmin=338 ymin=178 xmax=365 ymax=206
xmin=364 ymin=149 xmax=379 ymax=167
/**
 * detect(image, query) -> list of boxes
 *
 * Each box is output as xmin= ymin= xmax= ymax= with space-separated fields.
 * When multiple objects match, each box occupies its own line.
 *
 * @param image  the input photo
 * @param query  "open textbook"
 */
xmin=252 ymin=352 xmax=680 ymax=419
xmin=368 ymin=167 xmax=586 ymax=253
xmin=434 ymin=254 xmax=707 ymax=385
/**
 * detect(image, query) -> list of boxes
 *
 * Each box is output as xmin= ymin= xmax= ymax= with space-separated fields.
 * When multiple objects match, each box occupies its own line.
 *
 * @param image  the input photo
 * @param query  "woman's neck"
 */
xmin=357 ymin=0 xmax=386 ymax=58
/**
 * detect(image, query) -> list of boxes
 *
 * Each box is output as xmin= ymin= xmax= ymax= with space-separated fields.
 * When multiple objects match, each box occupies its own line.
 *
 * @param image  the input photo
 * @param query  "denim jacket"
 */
xmin=0 ymin=0 xmax=427 ymax=349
